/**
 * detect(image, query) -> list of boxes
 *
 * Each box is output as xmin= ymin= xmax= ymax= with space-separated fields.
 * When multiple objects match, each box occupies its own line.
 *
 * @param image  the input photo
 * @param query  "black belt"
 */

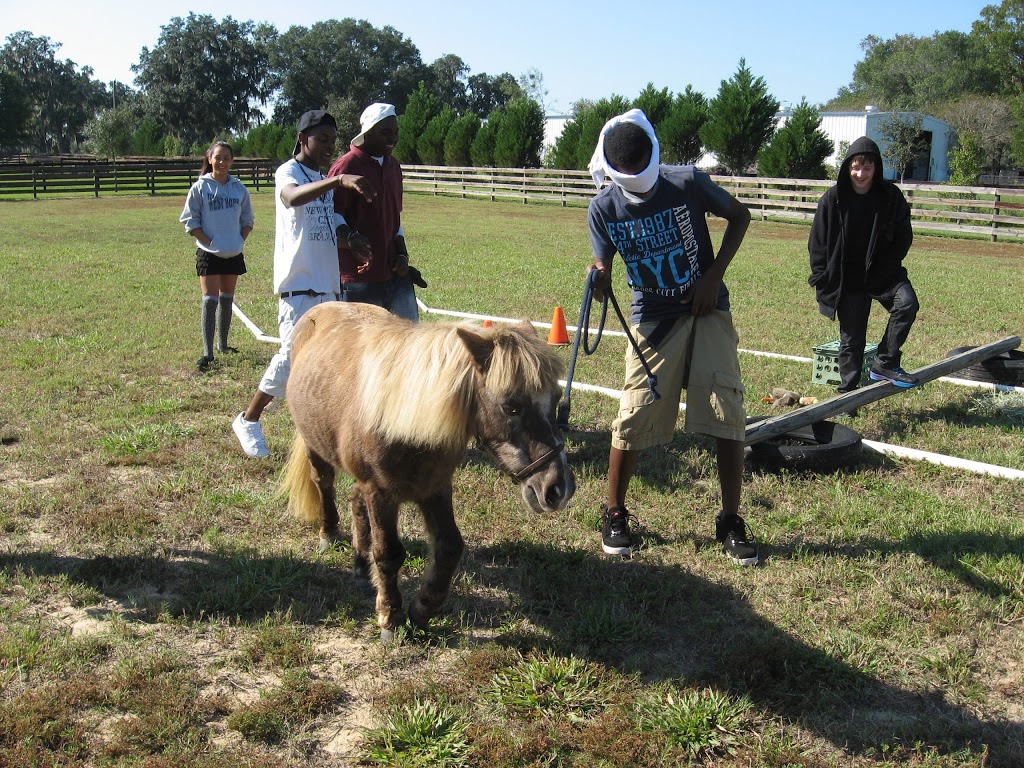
xmin=279 ymin=289 xmax=326 ymax=298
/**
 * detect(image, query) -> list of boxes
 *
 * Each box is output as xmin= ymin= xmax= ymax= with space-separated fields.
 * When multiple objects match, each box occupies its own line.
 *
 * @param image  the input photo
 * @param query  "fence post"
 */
xmin=32 ymin=168 xmax=38 ymax=200
xmin=992 ymin=192 xmax=1000 ymax=242
xmin=522 ymin=169 xmax=528 ymax=205
xmin=94 ymin=166 xmax=100 ymax=197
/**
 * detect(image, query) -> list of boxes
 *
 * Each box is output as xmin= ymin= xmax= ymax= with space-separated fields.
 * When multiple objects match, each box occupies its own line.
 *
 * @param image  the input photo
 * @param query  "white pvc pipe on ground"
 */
xmin=861 ymin=440 xmax=1024 ymax=480
xmin=234 ymin=300 xmax=1023 ymax=479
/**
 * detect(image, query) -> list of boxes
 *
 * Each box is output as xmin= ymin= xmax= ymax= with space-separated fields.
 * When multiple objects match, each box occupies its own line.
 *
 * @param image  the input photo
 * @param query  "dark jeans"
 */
xmin=836 ymin=281 xmax=919 ymax=392
xmin=339 ymin=274 xmax=419 ymax=321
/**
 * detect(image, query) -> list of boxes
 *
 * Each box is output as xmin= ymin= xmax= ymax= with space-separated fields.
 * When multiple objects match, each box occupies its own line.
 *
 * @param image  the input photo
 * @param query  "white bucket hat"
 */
xmin=351 ymin=102 xmax=397 ymax=147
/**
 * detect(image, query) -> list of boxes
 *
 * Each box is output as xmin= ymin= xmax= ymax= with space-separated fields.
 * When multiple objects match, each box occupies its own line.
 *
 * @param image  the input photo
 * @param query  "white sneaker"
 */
xmin=232 ymin=412 xmax=269 ymax=458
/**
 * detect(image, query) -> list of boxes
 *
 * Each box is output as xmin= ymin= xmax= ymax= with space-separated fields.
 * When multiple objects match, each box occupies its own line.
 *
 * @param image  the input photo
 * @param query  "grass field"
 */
xmin=0 ymin=191 xmax=1022 ymax=767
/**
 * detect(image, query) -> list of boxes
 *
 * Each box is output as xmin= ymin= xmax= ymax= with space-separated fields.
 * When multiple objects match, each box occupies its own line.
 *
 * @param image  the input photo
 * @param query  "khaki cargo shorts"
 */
xmin=611 ymin=310 xmax=746 ymax=451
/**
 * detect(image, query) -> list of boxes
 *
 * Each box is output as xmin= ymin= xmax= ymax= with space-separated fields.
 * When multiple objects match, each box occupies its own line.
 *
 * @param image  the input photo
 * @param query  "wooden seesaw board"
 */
xmin=744 ymin=336 xmax=1022 ymax=447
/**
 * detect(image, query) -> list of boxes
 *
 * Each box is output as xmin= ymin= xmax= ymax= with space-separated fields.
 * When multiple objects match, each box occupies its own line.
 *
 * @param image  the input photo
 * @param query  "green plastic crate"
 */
xmin=811 ymin=340 xmax=878 ymax=387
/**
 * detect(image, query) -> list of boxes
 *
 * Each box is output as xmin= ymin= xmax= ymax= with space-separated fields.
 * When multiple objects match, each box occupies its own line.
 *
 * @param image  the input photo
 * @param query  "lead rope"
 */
xmin=557 ymin=269 xmax=660 ymax=430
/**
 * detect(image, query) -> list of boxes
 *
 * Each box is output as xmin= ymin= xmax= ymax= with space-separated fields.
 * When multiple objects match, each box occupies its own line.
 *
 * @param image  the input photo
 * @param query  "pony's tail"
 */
xmin=276 ymin=432 xmax=320 ymax=525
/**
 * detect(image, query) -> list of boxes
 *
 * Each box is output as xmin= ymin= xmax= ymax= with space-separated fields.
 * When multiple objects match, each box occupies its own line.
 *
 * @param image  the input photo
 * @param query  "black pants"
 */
xmin=836 ymin=281 xmax=919 ymax=392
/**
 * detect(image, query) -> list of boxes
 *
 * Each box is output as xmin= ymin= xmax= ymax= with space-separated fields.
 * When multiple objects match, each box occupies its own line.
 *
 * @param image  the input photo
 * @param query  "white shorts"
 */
xmin=258 ymin=293 xmax=339 ymax=398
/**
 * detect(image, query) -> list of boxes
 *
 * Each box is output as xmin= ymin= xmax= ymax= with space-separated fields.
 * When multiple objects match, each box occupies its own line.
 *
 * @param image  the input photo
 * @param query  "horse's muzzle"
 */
xmin=519 ymin=448 xmax=575 ymax=513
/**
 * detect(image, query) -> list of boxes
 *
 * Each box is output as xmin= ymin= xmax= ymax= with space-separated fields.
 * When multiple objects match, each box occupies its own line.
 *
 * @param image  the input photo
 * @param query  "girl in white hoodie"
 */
xmin=180 ymin=141 xmax=255 ymax=370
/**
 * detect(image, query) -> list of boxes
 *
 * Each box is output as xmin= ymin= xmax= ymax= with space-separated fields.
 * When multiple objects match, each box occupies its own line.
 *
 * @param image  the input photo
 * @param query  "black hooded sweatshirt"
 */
xmin=807 ymin=136 xmax=913 ymax=319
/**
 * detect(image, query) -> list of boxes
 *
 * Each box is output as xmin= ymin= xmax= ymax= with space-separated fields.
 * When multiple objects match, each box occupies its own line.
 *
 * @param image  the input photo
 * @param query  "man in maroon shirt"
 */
xmin=328 ymin=102 xmax=423 ymax=320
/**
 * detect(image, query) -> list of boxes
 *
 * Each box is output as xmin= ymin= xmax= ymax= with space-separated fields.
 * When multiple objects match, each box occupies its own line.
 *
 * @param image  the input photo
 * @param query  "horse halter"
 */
xmin=478 ymin=437 xmax=565 ymax=483
xmin=508 ymin=442 xmax=565 ymax=483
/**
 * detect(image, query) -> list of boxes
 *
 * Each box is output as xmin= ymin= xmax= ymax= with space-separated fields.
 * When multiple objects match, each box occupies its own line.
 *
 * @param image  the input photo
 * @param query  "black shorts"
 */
xmin=196 ymin=249 xmax=247 ymax=277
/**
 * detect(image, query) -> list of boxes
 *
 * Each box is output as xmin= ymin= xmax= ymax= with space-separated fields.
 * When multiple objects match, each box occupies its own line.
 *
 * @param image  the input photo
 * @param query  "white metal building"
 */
xmin=696 ymin=106 xmax=954 ymax=182
xmin=812 ymin=107 xmax=953 ymax=182
xmin=542 ymin=115 xmax=572 ymax=159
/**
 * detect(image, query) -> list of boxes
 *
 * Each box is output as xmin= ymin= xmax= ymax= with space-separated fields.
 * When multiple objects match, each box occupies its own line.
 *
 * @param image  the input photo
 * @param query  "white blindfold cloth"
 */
xmin=351 ymin=102 xmax=397 ymax=147
xmin=588 ymin=108 xmax=661 ymax=195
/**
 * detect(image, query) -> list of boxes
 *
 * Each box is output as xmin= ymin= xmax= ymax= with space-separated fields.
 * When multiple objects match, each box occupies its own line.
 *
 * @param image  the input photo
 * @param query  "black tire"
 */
xmin=746 ymin=419 xmax=863 ymax=473
xmin=945 ymin=346 xmax=1024 ymax=387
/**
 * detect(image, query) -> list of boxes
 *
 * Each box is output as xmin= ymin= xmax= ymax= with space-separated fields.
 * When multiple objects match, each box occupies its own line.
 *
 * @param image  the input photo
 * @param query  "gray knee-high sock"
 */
xmin=218 ymin=293 xmax=234 ymax=352
xmin=201 ymin=295 xmax=218 ymax=359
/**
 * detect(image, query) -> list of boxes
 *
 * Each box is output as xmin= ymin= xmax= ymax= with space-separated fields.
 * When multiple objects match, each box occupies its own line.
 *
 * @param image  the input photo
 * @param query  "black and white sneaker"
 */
xmin=600 ymin=503 xmax=632 ymax=556
xmin=715 ymin=513 xmax=759 ymax=566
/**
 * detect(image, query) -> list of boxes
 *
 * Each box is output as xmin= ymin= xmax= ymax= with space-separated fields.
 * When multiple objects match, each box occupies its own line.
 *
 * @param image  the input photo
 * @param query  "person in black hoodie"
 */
xmin=808 ymin=136 xmax=919 ymax=392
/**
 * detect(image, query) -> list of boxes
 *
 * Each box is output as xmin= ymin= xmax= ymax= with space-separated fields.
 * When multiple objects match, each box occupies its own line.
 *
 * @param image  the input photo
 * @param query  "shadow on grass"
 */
xmin=465 ymin=539 xmax=1023 ymax=765
xmin=0 ymin=547 xmax=374 ymax=626
xmin=3 ymin=531 xmax=1021 ymax=764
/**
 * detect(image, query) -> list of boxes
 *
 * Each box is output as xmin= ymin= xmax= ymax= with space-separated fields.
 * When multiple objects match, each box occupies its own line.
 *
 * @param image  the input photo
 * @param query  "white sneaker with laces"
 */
xmin=233 ymin=412 xmax=269 ymax=458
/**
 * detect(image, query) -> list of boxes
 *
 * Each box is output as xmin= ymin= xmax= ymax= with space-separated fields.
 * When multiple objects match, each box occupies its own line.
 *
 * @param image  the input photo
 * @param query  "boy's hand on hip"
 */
xmin=690 ymin=276 xmax=720 ymax=316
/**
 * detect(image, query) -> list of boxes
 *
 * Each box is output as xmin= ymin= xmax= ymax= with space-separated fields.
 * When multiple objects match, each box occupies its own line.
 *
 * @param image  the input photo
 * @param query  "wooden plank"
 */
xmin=744 ymin=336 xmax=1021 ymax=446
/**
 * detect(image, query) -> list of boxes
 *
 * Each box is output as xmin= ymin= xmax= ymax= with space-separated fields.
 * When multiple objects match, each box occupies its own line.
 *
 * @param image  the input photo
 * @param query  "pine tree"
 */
xmin=494 ymin=97 xmax=545 ymax=168
xmin=659 ymin=87 xmax=709 ymax=165
xmin=417 ymin=108 xmax=456 ymax=165
xmin=444 ymin=113 xmax=480 ymax=166
xmin=471 ymin=109 xmax=502 ymax=167
xmin=700 ymin=59 xmax=780 ymax=175
xmin=394 ymin=82 xmax=439 ymax=164
xmin=757 ymin=99 xmax=833 ymax=179
xmin=632 ymin=83 xmax=672 ymax=125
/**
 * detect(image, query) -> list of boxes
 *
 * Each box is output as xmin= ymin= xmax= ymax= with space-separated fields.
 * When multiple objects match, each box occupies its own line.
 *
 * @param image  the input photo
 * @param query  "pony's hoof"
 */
xmin=317 ymin=537 xmax=341 ymax=554
xmin=408 ymin=604 xmax=430 ymax=630
xmin=380 ymin=627 xmax=396 ymax=644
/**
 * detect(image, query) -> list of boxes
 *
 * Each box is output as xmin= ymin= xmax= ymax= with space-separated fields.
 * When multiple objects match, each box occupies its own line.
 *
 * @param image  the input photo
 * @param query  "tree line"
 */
xmin=0 ymin=15 xmax=542 ymax=166
xmin=2 ymin=2 xmax=1023 ymax=184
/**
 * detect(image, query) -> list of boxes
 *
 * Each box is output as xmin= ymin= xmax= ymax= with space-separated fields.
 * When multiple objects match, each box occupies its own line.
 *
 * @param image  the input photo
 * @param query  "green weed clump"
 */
xmin=359 ymin=699 xmax=471 ymax=767
xmin=634 ymin=686 xmax=752 ymax=760
xmin=487 ymin=651 xmax=612 ymax=722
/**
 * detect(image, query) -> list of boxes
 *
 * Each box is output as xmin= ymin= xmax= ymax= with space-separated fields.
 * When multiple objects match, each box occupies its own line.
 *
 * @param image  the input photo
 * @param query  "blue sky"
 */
xmin=1 ymin=0 xmax=994 ymax=114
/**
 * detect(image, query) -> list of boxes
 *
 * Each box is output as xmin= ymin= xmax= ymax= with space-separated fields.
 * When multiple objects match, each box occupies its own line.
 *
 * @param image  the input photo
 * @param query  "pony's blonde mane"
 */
xmin=482 ymin=326 xmax=565 ymax=397
xmin=357 ymin=321 xmax=564 ymax=451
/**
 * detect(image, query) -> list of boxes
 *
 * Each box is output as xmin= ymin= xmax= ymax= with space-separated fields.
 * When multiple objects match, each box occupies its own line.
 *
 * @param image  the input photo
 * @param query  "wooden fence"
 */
xmin=0 ymin=156 xmax=275 ymax=198
xmin=402 ymin=166 xmax=1024 ymax=243
xmin=3 ymin=157 xmax=1023 ymax=242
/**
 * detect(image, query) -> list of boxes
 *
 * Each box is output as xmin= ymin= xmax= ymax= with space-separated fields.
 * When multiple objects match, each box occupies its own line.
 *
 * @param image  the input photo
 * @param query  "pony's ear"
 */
xmin=515 ymin=319 xmax=537 ymax=337
xmin=456 ymin=327 xmax=495 ymax=372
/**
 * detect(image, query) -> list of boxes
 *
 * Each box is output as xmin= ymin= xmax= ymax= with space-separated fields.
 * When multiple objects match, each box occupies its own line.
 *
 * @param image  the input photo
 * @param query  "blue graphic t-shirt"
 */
xmin=588 ymin=165 xmax=734 ymax=323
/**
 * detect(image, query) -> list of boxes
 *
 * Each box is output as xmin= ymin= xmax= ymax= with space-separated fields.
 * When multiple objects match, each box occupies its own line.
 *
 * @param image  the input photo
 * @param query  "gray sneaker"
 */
xmin=869 ymin=364 xmax=919 ymax=388
xmin=232 ymin=412 xmax=269 ymax=458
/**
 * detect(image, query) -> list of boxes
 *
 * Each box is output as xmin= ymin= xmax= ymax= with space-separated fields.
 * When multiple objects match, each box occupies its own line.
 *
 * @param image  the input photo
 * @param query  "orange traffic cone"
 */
xmin=482 ymin=319 xmax=493 ymax=328
xmin=547 ymin=306 xmax=570 ymax=345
